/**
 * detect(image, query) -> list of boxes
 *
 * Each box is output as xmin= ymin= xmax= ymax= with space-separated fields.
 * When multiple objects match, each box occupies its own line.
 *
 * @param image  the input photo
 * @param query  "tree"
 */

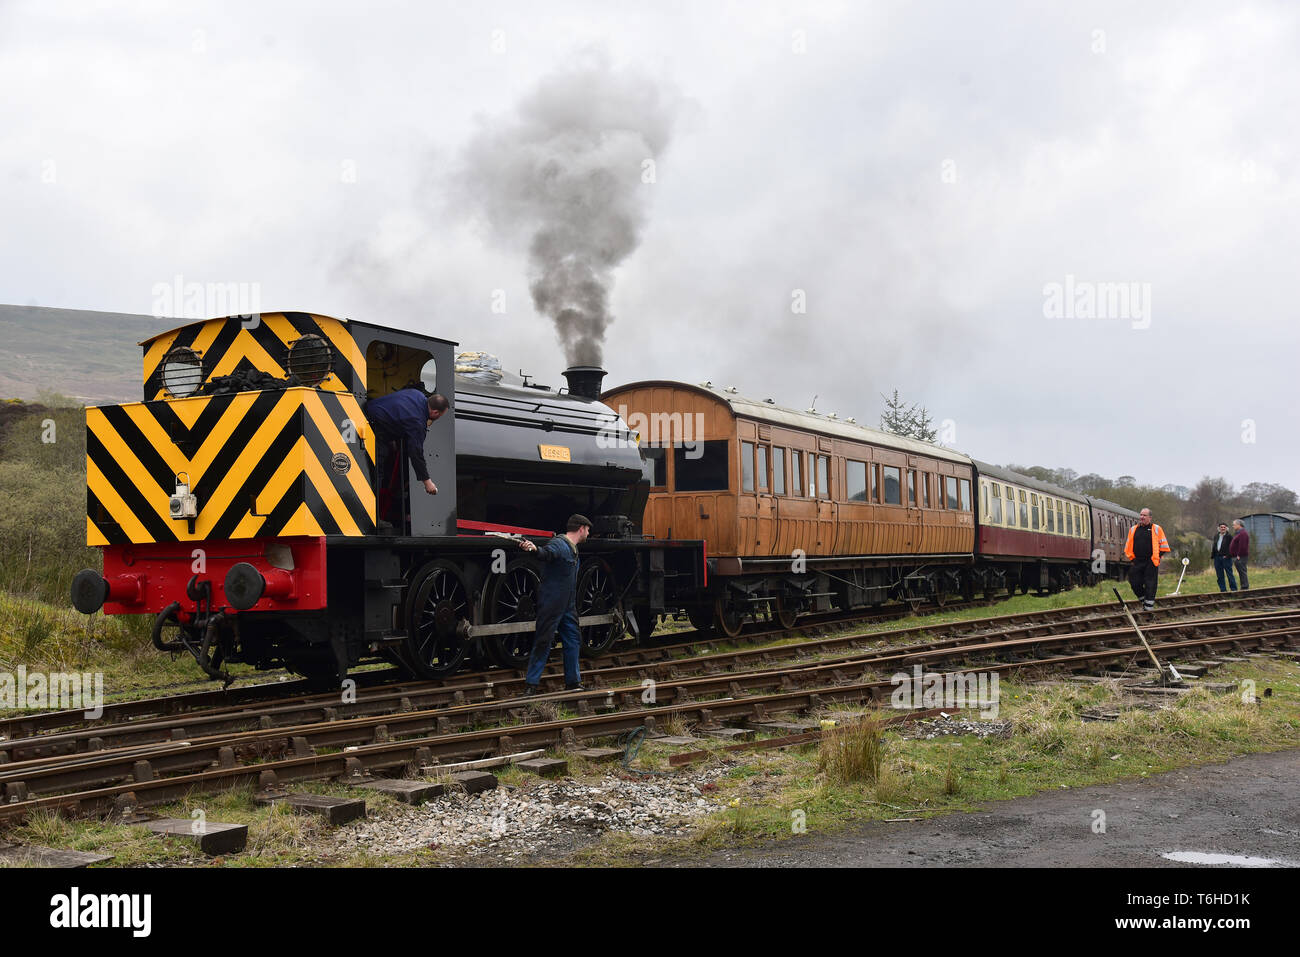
xmin=879 ymin=390 xmax=913 ymax=434
xmin=878 ymin=389 xmax=937 ymax=443
xmin=1280 ymin=527 xmax=1300 ymax=569
xmin=1076 ymin=473 xmax=1113 ymax=493
xmin=1187 ymin=476 xmax=1235 ymax=533
xmin=1239 ymin=482 xmax=1299 ymax=514
xmin=911 ymin=407 xmax=937 ymax=443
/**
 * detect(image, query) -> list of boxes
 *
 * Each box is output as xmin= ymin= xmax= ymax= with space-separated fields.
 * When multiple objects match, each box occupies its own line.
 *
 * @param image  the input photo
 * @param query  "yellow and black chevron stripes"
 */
xmin=86 ymin=388 xmax=375 ymax=545
xmin=142 ymin=313 xmax=366 ymax=401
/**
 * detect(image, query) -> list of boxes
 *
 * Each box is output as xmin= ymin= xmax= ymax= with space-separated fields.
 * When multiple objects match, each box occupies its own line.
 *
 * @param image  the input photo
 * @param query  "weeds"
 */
xmin=818 ymin=715 xmax=886 ymax=785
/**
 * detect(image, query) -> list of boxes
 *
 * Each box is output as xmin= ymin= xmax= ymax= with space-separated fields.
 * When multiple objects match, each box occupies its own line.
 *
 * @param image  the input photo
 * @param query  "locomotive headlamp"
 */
xmin=160 ymin=346 xmax=203 ymax=397
xmin=169 ymin=473 xmax=198 ymax=520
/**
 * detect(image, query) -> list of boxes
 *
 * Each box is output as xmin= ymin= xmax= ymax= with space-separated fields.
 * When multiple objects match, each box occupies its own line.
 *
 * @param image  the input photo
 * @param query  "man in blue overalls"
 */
xmin=518 ymin=514 xmax=591 ymax=694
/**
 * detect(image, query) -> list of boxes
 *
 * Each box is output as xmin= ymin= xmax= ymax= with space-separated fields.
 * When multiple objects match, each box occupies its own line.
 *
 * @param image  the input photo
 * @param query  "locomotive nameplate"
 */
xmin=538 ymin=444 xmax=572 ymax=462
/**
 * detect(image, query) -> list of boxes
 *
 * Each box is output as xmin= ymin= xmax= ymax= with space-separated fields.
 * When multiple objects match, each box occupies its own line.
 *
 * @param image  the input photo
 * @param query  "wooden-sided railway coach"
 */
xmin=604 ymin=381 xmax=1138 ymax=636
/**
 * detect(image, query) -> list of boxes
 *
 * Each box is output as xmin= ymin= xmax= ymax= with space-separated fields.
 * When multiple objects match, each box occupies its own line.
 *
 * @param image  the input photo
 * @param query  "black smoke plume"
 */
xmin=461 ymin=57 xmax=678 ymax=366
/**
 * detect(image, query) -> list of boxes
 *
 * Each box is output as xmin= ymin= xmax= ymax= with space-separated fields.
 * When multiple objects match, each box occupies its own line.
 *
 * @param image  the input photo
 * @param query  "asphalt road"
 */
xmin=682 ymin=749 xmax=1300 ymax=867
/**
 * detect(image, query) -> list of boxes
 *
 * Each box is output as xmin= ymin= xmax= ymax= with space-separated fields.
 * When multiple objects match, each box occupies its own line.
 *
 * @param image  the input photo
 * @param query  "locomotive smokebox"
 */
xmin=563 ymin=366 xmax=606 ymax=400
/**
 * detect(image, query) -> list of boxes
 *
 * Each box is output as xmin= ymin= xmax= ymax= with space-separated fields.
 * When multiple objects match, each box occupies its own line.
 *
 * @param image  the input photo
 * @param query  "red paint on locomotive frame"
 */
xmin=101 ymin=536 xmax=328 ymax=617
xmin=456 ymin=519 xmax=556 ymax=538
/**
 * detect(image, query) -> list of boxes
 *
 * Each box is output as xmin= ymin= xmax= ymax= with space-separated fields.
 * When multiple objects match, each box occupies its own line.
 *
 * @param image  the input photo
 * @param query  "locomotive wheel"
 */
xmin=404 ymin=560 xmax=472 ymax=679
xmin=714 ymin=597 xmax=745 ymax=639
xmin=686 ymin=604 xmax=715 ymax=635
xmin=484 ymin=557 xmax=543 ymax=670
xmin=576 ymin=559 xmax=624 ymax=659
xmin=774 ymin=593 xmax=798 ymax=630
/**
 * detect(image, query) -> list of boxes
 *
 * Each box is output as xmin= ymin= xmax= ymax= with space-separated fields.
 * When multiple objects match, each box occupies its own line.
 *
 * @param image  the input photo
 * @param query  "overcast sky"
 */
xmin=2 ymin=0 xmax=1296 ymax=490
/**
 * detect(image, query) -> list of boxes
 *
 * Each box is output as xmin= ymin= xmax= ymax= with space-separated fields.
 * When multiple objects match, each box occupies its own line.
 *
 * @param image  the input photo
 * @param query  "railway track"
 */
xmin=0 ymin=595 xmax=997 ymax=739
xmin=0 ymin=589 xmax=1296 ymax=824
xmin=2 ymin=587 xmax=1294 ymax=763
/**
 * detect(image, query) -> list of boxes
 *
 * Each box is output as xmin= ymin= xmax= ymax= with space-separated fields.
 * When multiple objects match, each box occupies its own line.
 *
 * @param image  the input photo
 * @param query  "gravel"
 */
xmin=902 ymin=714 xmax=1013 ymax=739
xmin=329 ymin=767 xmax=731 ymax=861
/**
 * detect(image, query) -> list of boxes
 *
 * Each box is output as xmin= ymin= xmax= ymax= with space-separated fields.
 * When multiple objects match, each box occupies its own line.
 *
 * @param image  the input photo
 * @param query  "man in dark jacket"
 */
xmin=365 ymin=390 xmax=448 ymax=527
xmin=1229 ymin=519 xmax=1250 ymax=590
xmin=1211 ymin=522 xmax=1237 ymax=592
xmin=518 ymin=514 xmax=591 ymax=693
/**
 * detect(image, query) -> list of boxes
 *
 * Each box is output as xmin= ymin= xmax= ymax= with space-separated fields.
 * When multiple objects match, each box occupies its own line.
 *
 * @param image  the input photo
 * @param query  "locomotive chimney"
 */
xmin=562 ymin=365 xmax=606 ymax=400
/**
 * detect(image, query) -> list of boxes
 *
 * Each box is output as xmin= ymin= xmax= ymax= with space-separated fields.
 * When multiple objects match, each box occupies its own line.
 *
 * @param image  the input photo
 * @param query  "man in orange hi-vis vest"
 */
xmin=1124 ymin=507 xmax=1171 ymax=611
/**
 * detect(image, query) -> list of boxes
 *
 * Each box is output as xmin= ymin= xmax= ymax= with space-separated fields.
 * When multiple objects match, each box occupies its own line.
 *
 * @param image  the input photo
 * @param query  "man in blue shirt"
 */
xmin=518 ymin=514 xmax=592 ymax=693
xmin=365 ymin=389 xmax=449 ymax=527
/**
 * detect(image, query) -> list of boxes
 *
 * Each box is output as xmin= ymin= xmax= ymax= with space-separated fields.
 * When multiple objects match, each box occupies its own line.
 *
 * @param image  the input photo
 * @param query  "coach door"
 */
xmin=753 ymin=431 xmax=777 ymax=554
xmin=906 ymin=457 xmax=923 ymax=552
xmin=813 ymin=440 xmax=835 ymax=552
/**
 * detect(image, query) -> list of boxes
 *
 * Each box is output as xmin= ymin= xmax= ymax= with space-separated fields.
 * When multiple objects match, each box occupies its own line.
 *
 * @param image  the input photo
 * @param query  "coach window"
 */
xmin=773 ymin=448 xmax=786 ymax=495
xmin=945 ymin=476 xmax=959 ymax=510
xmin=756 ymin=445 xmax=769 ymax=491
xmin=1066 ymin=507 xmax=1073 ymax=536
xmin=869 ymin=465 xmax=879 ymax=501
xmin=791 ymin=452 xmax=803 ymax=496
xmin=817 ymin=455 xmax=830 ymax=500
xmin=959 ymin=478 xmax=971 ymax=512
xmin=644 ymin=446 xmax=667 ymax=488
xmin=884 ymin=466 xmax=902 ymax=505
xmin=981 ymin=485 xmax=989 ymax=520
xmin=741 ymin=441 xmax=755 ymax=492
xmin=920 ymin=473 xmax=930 ymax=507
xmin=1058 ymin=501 xmax=1065 ymax=534
xmin=674 ymin=440 xmax=730 ymax=492
xmin=990 ymin=484 xmax=1003 ymax=524
xmin=908 ymin=470 xmax=916 ymax=506
xmin=1047 ymin=498 xmax=1056 ymax=533
xmin=1031 ymin=493 xmax=1040 ymax=528
xmin=846 ymin=460 xmax=867 ymax=501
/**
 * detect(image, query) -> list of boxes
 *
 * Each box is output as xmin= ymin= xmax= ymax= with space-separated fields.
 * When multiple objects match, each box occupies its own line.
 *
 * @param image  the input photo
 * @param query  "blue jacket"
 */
xmin=536 ymin=535 xmax=579 ymax=615
xmin=366 ymin=389 xmax=431 ymax=482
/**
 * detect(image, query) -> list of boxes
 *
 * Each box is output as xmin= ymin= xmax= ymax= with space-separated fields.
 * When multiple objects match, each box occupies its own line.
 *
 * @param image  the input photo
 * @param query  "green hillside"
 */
xmin=0 ymin=304 xmax=175 ymax=404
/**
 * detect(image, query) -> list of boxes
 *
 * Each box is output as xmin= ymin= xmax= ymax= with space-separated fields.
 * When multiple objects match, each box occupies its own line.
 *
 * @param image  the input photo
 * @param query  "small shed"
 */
xmin=1237 ymin=513 xmax=1300 ymax=564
